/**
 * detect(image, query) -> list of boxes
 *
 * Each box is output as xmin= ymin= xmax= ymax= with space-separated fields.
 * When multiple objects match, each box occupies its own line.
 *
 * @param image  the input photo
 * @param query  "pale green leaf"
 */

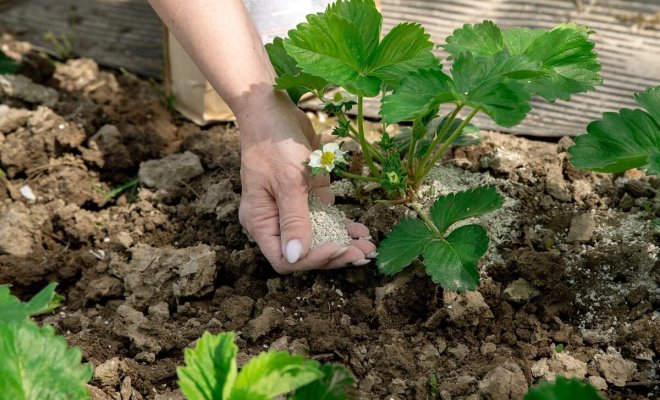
xmin=635 ymin=85 xmax=660 ymax=124
xmin=0 ymin=283 xmax=63 ymax=324
xmin=443 ymin=20 xmax=504 ymax=57
xmin=230 ymin=352 xmax=323 ymax=400
xmin=451 ymin=52 xmax=532 ymax=127
xmin=523 ymin=376 xmax=603 ymax=400
xmin=523 ymin=25 xmax=602 ymax=101
xmin=266 ymin=38 xmax=327 ymax=103
xmin=177 ymin=331 xmax=238 ymax=400
xmin=430 ymin=186 xmax=504 ymax=233
xmin=376 ymin=218 xmax=435 ymax=275
xmin=502 ymin=28 xmax=544 ymax=55
xmin=0 ymin=321 xmax=92 ymax=400
xmin=369 ymin=22 xmax=438 ymax=86
xmin=422 ymin=225 xmax=488 ymax=292
xmin=290 ymin=364 xmax=355 ymax=400
xmin=568 ymin=108 xmax=660 ymax=173
xmin=380 ymin=68 xmax=455 ymax=124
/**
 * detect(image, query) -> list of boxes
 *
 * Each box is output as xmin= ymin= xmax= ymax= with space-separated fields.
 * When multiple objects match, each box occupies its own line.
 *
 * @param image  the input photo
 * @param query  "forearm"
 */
xmin=149 ymin=0 xmax=277 ymax=115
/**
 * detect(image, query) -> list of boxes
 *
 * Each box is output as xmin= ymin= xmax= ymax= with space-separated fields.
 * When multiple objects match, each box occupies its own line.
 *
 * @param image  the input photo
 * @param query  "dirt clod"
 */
xmin=139 ymin=151 xmax=204 ymax=189
xmin=478 ymin=361 xmax=528 ymax=400
xmin=594 ymin=347 xmax=637 ymax=387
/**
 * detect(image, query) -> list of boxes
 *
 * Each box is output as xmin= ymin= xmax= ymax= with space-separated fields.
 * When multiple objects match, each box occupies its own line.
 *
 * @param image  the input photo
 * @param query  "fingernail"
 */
xmin=285 ymin=239 xmax=302 ymax=264
xmin=360 ymin=235 xmax=372 ymax=240
xmin=366 ymin=252 xmax=378 ymax=259
xmin=352 ymin=259 xmax=371 ymax=266
xmin=331 ymin=247 xmax=349 ymax=259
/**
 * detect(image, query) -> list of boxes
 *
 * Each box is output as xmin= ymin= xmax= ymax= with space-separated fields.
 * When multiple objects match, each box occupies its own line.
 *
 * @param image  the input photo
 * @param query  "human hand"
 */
xmin=236 ymin=90 xmax=376 ymax=274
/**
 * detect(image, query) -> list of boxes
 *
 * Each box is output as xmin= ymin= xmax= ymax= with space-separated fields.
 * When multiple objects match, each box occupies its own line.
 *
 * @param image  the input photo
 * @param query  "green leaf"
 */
xmin=443 ymin=21 xmax=504 ymax=57
xmin=0 ymin=321 xmax=92 ymax=400
xmin=0 ymin=283 xmax=63 ymax=324
xmin=369 ymin=22 xmax=438 ymax=87
xmin=451 ymin=52 xmax=533 ymax=127
xmin=523 ymin=376 xmax=603 ymax=400
xmin=423 ymin=225 xmax=488 ymax=291
xmin=430 ymin=186 xmax=504 ymax=233
xmin=177 ymin=331 xmax=238 ymax=400
xmin=380 ymin=68 xmax=455 ymax=124
xmin=266 ymin=38 xmax=328 ymax=103
xmin=0 ymin=50 xmax=19 ymax=74
xmin=568 ymin=108 xmax=660 ymax=174
xmin=635 ymin=85 xmax=660 ymax=124
xmin=290 ymin=364 xmax=355 ymax=400
xmin=394 ymin=116 xmax=480 ymax=156
xmin=502 ymin=28 xmax=544 ymax=55
xmin=230 ymin=352 xmax=323 ymax=400
xmin=523 ymin=25 xmax=602 ymax=101
xmin=649 ymin=152 xmax=660 ymax=175
xmin=376 ymin=218 xmax=435 ymax=275
xmin=282 ymin=0 xmax=435 ymax=97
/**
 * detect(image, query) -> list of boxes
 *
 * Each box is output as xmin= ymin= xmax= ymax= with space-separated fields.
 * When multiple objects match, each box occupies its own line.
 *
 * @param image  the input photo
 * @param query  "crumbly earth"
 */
xmin=1 ymin=38 xmax=659 ymax=400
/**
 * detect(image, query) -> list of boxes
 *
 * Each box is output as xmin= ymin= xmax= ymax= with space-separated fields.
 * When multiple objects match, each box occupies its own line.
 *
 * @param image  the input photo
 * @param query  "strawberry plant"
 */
xmin=524 ymin=376 xmax=603 ymax=400
xmin=177 ymin=331 xmax=354 ymax=400
xmin=0 ymin=283 xmax=93 ymax=400
xmin=568 ymin=85 xmax=660 ymax=175
xmin=267 ymin=0 xmax=602 ymax=291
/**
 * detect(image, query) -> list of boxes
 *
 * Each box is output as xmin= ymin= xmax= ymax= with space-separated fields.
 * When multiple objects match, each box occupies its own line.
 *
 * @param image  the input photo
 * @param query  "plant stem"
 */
xmin=348 ymin=122 xmax=385 ymax=163
xmin=357 ymin=96 xmax=380 ymax=177
xmin=410 ymin=203 xmax=441 ymax=236
xmin=415 ymin=107 xmax=480 ymax=186
xmin=335 ymin=169 xmax=379 ymax=182
xmin=414 ymin=105 xmax=463 ymax=182
xmin=406 ymin=122 xmax=419 ymax=172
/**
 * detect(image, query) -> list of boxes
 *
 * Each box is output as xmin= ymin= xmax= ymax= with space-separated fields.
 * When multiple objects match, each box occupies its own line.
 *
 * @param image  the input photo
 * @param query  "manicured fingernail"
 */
xmin=352 ymin=259 xmax=371 ymax=266
xmin=331 ymin=247 xmax=349 ymax=259
xmin=360 ymin=235 xmax=372 ymax=240
xmin=366 ymin=252 xmax=378 ymax=259
xmin=285 ymin=239 xmax=302 ymax=264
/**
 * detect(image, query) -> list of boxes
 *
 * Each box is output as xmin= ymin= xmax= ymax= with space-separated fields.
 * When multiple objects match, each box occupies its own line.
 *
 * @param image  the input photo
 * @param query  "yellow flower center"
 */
xmin=321 ymin=151 xmax=335 ymax=166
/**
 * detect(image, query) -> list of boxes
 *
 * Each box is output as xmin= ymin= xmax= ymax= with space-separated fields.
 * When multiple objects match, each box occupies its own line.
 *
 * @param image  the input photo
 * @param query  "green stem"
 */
xmin=406 ymin=122 xmax=420 ymax=172
xmin=415 ymin=107 xmax=480 ymax=186
xmin=357 ymin=96 xmax=380 ymax=177
xmin=410 ymin=203 xmax=440 ymax=236
xmin=414 ymin=105 xmax=463 ymax=181
xmin=336 ymin=169 xmax=379 ymax=182
xmin=347 ymin=122 xmax=385 ymax=163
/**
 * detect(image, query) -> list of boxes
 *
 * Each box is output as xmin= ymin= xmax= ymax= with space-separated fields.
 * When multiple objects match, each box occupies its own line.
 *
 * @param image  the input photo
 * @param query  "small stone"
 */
xmin=502 ymin=278 xmax=540 ymax=303
xmin=618 ymin=193 xmax=635 ymax=211
xmin=135 ymin=352 xmax=156 ymax=363
xmin=19 ymin=185 xmax=36 ymax=201
xmin=436 ymin=338 xmax=447 ymax=353
xmin=115 ymin=231 xmax=133 ymax=249
xmin=588 ymin=375 xmax=608 ymax=391
xmin=138 ymin=151 xmax=204 ymax=189
xmin=478 ymin=361 xmax=528 ymax=400
xmin=94 ymin=357 xmax=122 ymax=387
xmin=480 ymin=342 xmax=497 ymax=356
xmin=0 ymin=74 xmax=58 ymax=106
xmin=566 ymin=213 xmax=596 ymax=242
xmin=545 ymin=162 xmax=571 ymax=202
xmin=594 ymin=347 xmax=637 ymax=387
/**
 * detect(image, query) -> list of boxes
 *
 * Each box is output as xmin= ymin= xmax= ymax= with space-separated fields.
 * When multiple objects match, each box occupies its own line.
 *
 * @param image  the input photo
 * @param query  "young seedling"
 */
xmin=0 ymin=283 xmax=92 ymax=400
xmin=267 ymin=0 xmax=602 ymax=291
xmin=568 ymin=85 xmax=660 ymax=175
xmin=177 ymin=331 xmax=354 ymax=400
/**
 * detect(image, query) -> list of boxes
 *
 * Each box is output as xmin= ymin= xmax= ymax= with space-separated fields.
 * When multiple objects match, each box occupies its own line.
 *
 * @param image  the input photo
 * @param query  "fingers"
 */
xmin=310 ymin=173 xmax=334 ymax=204
xmin=344 ymin=220 xmax=371 ymax=239
xmin=275 ymin=179 xmax=313 ymax=265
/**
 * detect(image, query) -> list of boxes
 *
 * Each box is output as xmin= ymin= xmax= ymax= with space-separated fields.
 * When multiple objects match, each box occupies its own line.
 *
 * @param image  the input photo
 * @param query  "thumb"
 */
xmin=276 ymin=186 xmax=312 ymax=264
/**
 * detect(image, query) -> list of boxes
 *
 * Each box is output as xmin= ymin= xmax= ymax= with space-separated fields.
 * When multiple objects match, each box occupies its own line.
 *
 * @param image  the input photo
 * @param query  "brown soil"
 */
xmin=1 ymin=39 xmax=658 ymax=400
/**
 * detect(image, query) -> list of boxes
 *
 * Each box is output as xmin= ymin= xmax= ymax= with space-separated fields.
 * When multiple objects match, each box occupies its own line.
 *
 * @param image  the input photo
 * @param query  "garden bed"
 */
xmin=0 ymin=39 xmax=658 ymax=400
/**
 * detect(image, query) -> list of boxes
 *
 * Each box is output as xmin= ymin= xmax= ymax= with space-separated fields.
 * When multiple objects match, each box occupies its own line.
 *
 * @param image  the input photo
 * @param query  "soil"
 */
xmin=1 ymin=37 xmax=659 ymax=400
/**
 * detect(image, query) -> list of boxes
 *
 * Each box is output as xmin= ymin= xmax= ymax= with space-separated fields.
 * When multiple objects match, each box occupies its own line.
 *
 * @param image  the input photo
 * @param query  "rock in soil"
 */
xmin=594 ymin=347 xmax=637 ymax=387
xmin=0 ymin=74 xmax=58 ymax=106
xmin=531 ymin=352 xmax=588 ymax=381
xmin=444 ymin=290 xmax=493 ymax=326
xmin=94 ymin=357 xmax=122 ymax=387
xmin=138 ymin=151 xmax=204 ymax=190
xmin=109 ymin=244 xmax=216 ymax=307
xmin=502 ymin=278 xmax=540 ymax=303
xmin=478 ymin=361 xmax=528 ymax=400
xmin=309 ymin=195 xmax=352 ymax=249
xmin=566 ymin=213 xmax=596 ymax=242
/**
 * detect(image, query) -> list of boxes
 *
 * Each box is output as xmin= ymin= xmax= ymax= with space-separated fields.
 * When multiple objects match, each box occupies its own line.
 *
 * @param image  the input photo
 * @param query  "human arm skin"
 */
xmin=148 ymin=0 xmax=376 ymax=273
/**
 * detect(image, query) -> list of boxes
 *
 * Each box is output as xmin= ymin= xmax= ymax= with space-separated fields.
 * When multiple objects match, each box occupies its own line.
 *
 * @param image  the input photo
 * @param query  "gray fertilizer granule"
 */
xmin=309 ymin=195 xmax=353 ymax=249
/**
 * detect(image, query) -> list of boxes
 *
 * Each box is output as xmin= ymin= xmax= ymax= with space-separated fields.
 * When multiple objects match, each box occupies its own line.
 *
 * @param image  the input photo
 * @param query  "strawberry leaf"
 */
xmin=0 ymin=321 xmax=92 ymax=400
xmin=430 ymin=186 xmax=504 ymax=233
xmin=524 ymin=376 xmax=603 ymax=400
xmin=423 ymin=225 xmax=487 ymax=291
xmin=568 ymin=86 xmax=660 ymax=174
xmin=380 ymin=68 xmax=454 ymax=124
xmin=522 ymin=25 xmax=602 ymax=101
xmin=0 ymin=283 xmax=63 ymax=324
xmin=177 ymin=331 xmax=238 ymax=400
xmin=230 ymin=352 xmax=323 ymax=400
xmin=502 ymin=28 xmax=544 ymax=55
xmin=443 ymin=20 xmax=504 ymax=57
xmin=290 ymin=364 xmax=355 ymax=400
xmin=377 ymin=218 xmax=435 ymax=275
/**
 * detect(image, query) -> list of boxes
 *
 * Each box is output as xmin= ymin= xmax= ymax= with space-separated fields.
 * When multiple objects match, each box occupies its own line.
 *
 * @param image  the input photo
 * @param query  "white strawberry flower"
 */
xmin=308 ymin=142 xmax=346 ymax=172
